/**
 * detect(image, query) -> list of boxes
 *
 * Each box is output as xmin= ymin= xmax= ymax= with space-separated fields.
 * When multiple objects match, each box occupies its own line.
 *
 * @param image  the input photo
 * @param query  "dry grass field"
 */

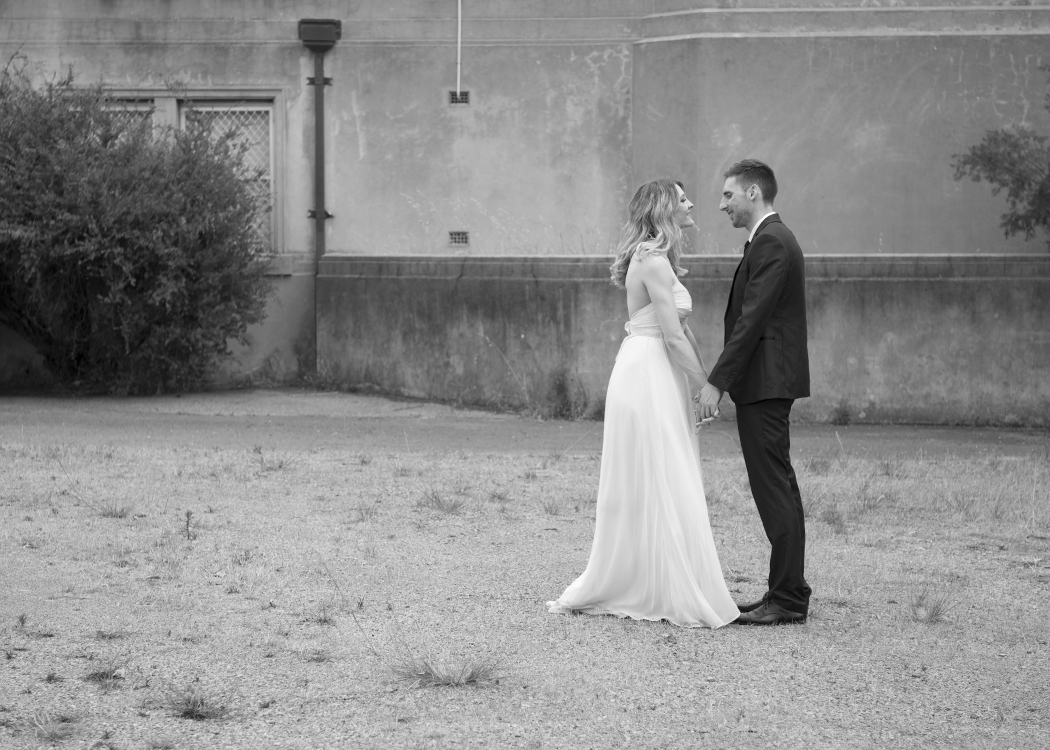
xmin=2 ymin=425 xmax=1049 ymax=749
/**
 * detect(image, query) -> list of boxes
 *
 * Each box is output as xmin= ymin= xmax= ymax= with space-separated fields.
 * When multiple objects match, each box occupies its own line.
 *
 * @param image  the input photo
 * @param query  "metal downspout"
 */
xmin=298 ymin=19 xmax=341 ymax=373
xmin=310 ymin=51 xmax=330 ymax=259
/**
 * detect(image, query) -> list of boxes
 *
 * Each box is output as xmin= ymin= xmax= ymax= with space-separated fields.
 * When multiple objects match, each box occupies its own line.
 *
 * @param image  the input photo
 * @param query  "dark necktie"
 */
xmin=744 ymin=240 xmax=751 ymax=253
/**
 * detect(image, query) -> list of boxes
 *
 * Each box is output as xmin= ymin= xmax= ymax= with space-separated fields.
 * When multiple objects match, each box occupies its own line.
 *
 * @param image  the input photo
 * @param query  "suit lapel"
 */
xmin=725 ymin=256 xmax=745 ymax=320
xmin=724 ymin=213 xmax=780 ymax=321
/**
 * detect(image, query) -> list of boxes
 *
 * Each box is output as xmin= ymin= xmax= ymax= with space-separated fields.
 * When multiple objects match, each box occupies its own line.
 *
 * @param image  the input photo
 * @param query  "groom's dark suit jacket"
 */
xmin=707 ymin=213 xmax=810 ymax=405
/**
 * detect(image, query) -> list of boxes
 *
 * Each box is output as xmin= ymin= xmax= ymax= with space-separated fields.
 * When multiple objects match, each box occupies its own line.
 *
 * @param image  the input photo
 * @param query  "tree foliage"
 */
xmin=0 ymin=57 xmax=274 ymax=393
xmin=953 ymin=68 xmax=1050 ymax=251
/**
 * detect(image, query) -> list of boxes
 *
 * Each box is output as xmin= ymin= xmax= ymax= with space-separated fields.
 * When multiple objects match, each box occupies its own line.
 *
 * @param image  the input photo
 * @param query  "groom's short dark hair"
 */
xmin=724 ymin=160 xmax=778 ymax=204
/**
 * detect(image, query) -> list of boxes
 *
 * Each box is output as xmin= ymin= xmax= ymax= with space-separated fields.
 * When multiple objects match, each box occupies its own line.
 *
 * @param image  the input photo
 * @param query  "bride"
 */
xmin=547 ymin=178 xmax=740 ymax=629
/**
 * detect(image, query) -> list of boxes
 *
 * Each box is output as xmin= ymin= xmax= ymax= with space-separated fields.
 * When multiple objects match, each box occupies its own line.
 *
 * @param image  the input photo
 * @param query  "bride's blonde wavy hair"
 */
xmin=609 ymin=178 xmax=687 ymax=289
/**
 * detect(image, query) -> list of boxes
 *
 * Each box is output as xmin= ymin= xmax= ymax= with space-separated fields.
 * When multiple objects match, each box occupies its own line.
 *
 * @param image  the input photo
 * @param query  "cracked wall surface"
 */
xmin=2 ymin=1 xmax=1049 ymax=407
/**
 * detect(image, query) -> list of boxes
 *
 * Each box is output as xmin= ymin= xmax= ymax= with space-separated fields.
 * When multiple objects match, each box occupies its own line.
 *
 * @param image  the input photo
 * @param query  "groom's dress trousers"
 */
xmin=707 ymin=214 xmax=812 ymax=615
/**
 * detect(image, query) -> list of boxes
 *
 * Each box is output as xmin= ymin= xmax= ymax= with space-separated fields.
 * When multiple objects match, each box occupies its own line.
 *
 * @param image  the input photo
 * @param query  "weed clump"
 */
xmin=84 ymin=659 xmax=126 ymax=689
xmin=99 ymin=501 xmax=130 ymax=518
xmin=820 ymin=506 xmax=847 ymax=535
xmin=351 ymin=502 xmax=379 ymax=523
xmin=417 ymin=489 xmax=464 ymax=515
xmin=540 ymin=498 xmax=561 ymax=516
xmin=391 ymin=653 xmax=500 ymax=688
xmin=28 ymin=711 xmax=77 ymax=743
xmin=910 ymin=589 xmax=953 ymax=624
xmin=164 ymin=683 xmax=228 ymax=721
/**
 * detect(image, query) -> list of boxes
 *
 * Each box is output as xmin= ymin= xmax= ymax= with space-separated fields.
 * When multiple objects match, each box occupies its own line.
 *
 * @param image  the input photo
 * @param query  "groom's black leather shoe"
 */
xmin=734 ymin=601 xmax=806 ymax=625
xmin=735 ymin=592 xmax=771 ymax=613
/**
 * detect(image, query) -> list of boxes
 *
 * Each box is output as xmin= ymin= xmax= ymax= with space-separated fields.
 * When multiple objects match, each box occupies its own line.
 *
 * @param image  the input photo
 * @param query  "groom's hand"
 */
xmin=698 ymin=383 xmax=723 ymax=420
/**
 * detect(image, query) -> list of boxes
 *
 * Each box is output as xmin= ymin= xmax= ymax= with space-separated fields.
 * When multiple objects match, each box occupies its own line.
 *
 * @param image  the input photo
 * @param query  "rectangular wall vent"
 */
xmin=449 ymin=231 xmax=469 ymax=246
xmin=449 ymin=90 xmax=470 ymax=105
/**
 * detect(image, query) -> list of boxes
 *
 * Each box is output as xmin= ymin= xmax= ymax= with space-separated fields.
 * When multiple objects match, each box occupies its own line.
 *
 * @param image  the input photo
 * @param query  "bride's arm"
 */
xmin=682 ymin=323 xmax=709 ymax=379
xmin=637 ymin=255 xmax=707 ymax=392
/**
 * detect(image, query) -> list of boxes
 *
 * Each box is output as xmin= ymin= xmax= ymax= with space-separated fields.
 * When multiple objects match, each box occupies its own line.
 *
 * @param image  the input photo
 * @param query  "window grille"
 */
xmin=102 ymin=100 xmax=155 ymax=141
xmin=449 ymin=90 xmax=470 ymax=105
xmin=449 ymin=231 xmax=469 ymax=246
xmin=181 ymin=103 xmax=274 ymax=247
xmin=107 ymin=101 xmax=154 ymax=126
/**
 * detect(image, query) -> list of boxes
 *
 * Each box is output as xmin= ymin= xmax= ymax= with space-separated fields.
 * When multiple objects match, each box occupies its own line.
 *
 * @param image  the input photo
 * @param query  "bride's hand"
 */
xmin=693 ymin=395 xmax=718 ymax=433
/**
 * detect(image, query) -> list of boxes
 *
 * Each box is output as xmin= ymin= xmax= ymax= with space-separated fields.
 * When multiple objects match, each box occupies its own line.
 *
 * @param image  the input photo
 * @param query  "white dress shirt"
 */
xmin=747 ymin=211 xmax=777 ymax=245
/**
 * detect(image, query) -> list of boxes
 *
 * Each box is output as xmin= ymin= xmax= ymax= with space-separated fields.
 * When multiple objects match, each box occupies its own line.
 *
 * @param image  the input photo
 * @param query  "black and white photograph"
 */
xmin=1 ymin=2 xmax=1048 ymax=748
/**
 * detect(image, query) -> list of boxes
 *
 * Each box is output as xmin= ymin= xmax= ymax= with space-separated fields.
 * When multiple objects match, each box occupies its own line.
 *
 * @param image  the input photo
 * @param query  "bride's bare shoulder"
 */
xmin=631 ymin=250 xmax=673 ymax=280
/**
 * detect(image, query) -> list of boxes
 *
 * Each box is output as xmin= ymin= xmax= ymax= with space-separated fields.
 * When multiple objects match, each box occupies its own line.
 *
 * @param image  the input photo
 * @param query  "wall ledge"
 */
xmin=6 ymin=7 xmax=1048 ymax=49
xmin=318 ymin=253 xmax=1050 ymax=281
xmin=265 ymin=252 xmax=314 ymax=277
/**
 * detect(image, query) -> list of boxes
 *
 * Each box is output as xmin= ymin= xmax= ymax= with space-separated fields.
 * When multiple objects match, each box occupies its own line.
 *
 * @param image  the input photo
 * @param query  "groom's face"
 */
xmin=720 ymin=177 xmax=752 ymax=230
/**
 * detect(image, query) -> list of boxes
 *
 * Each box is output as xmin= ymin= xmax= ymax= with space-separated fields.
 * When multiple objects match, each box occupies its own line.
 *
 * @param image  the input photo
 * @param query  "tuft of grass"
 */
xmin=488 ymin=490 xmax=511 ymax=504
xmin=820 ymin=506 xmax=848 ymax=535
xmin=83 ymin=659 xmax=126 ymax=689
xmin=989 ymin=493 xmax=1012 ymax=521
xmin=351 ymin=502 xmax=379 ymax=523
xmin=232 ymin=546 xmax=256 ymax=566
xmin=303 ymin=648 xmax=332 ymax=663
xmin=878 ymin=458 xmax=905 ymax=478
xmin=16 ymin=612 xmax=28 ymax=628
xmin=44 ymin=671 xmax=63 ymax=683
xmin=390 ymin=653 xmax=501 ymax=688
xmin=418 ymin=489 xmax=464 ymax=515
xmin=540 ymin=498 xmax=561 ymax=516
xmin=948 ymin=491 xmax=981 ymax=520
xmin=910 ymin=588 xmax=953 ymax=624
xmin=94 ymin=629 xmax=126 ymax=641
xmin=856 ymin=474 xmax=895 ymax=514
xmin=164 ymin=683 xmax=228 ymax=721
xmin=20 ymin=535 xmax=44 ymax=549
xmin=311 ymin=604 xmax=336 ymax=626
xmin=253 ymin=447 xmax=299 ymax=474
xmin=28 ymin=710 xmax=77 ymax=743
xmin=99 ymin=501 xmax=130 ymax=519
xmin=803 ymin=456 xmax=832 ymax=475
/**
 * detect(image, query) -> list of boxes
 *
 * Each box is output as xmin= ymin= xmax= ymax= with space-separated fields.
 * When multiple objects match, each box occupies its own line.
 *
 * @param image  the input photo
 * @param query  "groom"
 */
xmin=698 ymin=159 xmax=812 ymax=625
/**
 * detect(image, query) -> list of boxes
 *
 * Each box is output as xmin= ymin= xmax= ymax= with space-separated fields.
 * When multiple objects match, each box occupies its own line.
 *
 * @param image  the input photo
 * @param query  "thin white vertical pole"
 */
xmin=456 ymin=0 xmax=462 ymax=95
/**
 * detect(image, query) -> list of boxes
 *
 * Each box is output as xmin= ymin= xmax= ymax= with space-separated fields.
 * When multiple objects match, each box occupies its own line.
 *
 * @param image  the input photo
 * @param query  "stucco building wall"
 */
xmin=1 ymin=2 xmax=1048 ymax=423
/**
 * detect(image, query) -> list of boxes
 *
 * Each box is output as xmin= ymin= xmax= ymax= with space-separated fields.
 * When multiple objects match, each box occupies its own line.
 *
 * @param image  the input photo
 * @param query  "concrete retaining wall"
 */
xmin=3 ymin=2 xmax=1050 ymax=406
xmin=317 ymin=254 xmax=1050 ymax=426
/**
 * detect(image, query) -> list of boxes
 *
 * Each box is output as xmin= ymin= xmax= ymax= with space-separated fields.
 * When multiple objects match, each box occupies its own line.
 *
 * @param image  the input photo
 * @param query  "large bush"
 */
xmin=953 ymin=67 xmax=1050 ymax=251
xmin=0 ymin=59 xmax=274 ymax=393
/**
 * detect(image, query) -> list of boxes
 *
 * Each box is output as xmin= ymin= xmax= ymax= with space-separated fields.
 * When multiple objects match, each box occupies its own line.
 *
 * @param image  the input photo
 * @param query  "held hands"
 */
xmin=693 ymin=402 xmax=717 ymax=433
xmin=696 ymin=383 xmax=724 ymax=426
xmin=692 ymin=385 xmax=721 ymax=433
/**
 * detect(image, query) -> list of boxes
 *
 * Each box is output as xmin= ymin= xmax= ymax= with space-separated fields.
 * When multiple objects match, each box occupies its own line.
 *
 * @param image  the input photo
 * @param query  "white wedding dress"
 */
xmin=547 ymin=279 xmax=740 ymax=628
